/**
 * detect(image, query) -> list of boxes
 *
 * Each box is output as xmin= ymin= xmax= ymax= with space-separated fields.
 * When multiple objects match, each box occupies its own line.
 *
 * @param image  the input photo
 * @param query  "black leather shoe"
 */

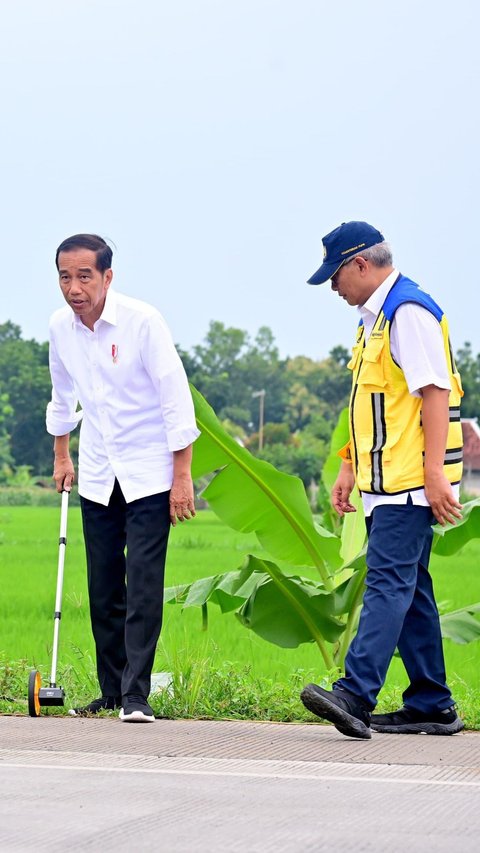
xmin=371 ymin=705 xmax=464 ymax=735
xmin=69 ymin=696 xmax=122 ymax=717
xmin=301 ymin=683 xmax=371 ymax=739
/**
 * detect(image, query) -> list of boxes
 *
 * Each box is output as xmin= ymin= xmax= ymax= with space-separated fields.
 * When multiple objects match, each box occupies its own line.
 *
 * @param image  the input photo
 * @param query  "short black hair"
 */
xmin=55 ymin=234 xmax=113 ymax=273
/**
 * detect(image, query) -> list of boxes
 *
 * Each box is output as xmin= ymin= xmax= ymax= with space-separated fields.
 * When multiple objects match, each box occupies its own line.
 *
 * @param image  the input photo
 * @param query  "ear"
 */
xmin=355 ymin=256 xmax=368 ymax=275
xmin=103 ymin=268 xmax=113 ymax=289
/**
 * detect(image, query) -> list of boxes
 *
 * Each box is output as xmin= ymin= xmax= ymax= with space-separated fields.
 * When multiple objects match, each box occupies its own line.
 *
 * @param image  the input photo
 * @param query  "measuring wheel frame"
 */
xmin=27 ymin=490 xmax=69 ymax=717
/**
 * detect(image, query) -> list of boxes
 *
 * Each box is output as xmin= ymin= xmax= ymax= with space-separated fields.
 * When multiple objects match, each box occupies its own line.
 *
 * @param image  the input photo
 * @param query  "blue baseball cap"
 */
xmin=307 ymin=221 xmax=385 ymax=285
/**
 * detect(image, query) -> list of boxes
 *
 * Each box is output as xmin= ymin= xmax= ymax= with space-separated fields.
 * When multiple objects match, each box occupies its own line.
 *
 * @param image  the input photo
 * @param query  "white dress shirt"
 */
xmin=357 ymin=269 xmax=459 ymax=516
xmin=46 ymin=288 xmax=200 ymax=505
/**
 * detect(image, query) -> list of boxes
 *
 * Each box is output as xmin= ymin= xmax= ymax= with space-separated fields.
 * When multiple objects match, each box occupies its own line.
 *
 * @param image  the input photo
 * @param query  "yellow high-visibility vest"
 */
xmin=341 ymin=275 xmax=463 ymax=494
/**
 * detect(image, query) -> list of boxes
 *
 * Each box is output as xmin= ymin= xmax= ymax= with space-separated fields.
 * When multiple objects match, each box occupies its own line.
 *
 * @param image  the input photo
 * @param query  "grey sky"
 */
xmin=2 ymin=0 xmax=479 ymax=359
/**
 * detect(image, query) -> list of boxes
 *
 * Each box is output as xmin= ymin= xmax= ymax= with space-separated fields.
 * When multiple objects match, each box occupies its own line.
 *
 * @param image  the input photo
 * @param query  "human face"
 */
xmin=58 ymin=249 xmax=112 ymax=330
xmin=330 ymin=257 xmax=372 ymax=306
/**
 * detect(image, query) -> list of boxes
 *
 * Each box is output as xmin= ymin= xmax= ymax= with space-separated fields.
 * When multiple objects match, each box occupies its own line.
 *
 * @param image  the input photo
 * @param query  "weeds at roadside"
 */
xmin=0 ymin=648 xmax=99 ymax=716
xmin=1 ymin=650 xmax=478 ymax=730
xmin=151 ymin=663 xmax=318 ymax=722
xmin=448 ymin=676 xmax=480 ymax=730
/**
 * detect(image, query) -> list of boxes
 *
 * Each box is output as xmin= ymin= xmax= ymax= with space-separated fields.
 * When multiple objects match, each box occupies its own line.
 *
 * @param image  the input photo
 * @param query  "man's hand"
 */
xmin=421 ymin=384 xmax=463 ymax=526
xmin=332 ymin=461 xmax=357 ymax=516
xmin=169 ymin=473 xmax=196 ymax=526
xmin=424 ymin=470 xmax=463 ymax=526
xmin=53 ymin=434 xmax=74 ymax=492
xmin=170 ymin=445 xmax=196 ymax=525
xmin=53 ymin=455 xmax=75 ymax=492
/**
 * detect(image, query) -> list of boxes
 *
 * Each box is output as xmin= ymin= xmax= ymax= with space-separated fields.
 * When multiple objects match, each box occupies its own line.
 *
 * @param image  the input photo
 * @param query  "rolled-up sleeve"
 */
xmin=46 ymin=329 xmax=83 ymax=436
xmin=141 ymin=313 xmax=200 ymax=451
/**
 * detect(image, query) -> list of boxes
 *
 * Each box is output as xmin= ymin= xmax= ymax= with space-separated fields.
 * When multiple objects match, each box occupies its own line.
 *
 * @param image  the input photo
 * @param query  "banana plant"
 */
xmin=165 ymin=387 xmax=480 ymax=669
xmin=189 ymin=387 xmax=343 ymax=587
xmin=433 ymin=499 xmax=480 ymax=555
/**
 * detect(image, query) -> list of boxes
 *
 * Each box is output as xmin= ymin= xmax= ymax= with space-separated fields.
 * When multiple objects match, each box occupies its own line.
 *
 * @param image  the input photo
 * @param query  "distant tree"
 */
xmin=175 ymin=344 xmax=197 ymax=380
xmin=456 ymin=342 xmax=480 ymax=418
xmin=284 ymin=347 xmax=351 ymax=431
xmin=187 ymin=321 xmax=289 ymax=430
xmin=309 ymin=347 xmax=352 ymax=423
xmin=189 ymin=321 xmax=249 ymax=419
xmin=245 ymin=422 xmax=292 ymax=453
xmin=0 ymin=321 xmax=22 ymax=344
xmin=254 ymin=433 xmax=328 ymax=488
xmin=0 ymin=392 xmax=14 ymax=481
xmin=284 ymin=357 xmax=321 ymax=430
xmin=0 ymin=322 xmax=53 ymax=473
xmin=0 ymin=317 xmax=354 ymax=486
xmin=239 ymin=326 xmax=290 ymax=428
xmin=329 ymin=344 xmax=350 ymax=368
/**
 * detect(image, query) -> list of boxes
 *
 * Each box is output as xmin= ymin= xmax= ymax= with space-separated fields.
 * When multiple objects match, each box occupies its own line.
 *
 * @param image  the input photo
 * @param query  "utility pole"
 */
xmin=252 ymin=389 xmax=265 ymax=450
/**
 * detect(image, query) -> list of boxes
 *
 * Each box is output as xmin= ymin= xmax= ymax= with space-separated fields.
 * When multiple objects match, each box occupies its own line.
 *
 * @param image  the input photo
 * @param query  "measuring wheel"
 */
xmin=28 ymin=491 xmax=70 ymax=717
xmin=28 ymin=670 xmax=42 ymax=717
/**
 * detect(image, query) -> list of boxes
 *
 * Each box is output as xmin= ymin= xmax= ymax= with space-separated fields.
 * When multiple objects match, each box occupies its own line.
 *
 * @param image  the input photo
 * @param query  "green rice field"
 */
xmin=1 ymin=506 xmax=479 ymax=724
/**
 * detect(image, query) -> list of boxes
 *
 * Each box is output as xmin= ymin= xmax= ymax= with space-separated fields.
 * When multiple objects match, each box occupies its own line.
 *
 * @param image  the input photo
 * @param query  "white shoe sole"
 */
xmin=119 ymin=708 xmax=155 ymax=723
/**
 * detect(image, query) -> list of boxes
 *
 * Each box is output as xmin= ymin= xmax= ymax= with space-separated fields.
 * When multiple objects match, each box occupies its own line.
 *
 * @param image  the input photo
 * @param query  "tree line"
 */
xmin=1 ymin=319 xmax=479 ymax=488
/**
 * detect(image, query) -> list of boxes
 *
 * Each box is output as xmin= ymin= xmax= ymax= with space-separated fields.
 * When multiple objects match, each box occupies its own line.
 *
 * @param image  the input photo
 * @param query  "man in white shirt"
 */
xmin=300 ymin=221 xmax=464 ymax=738
xmin=47 ymin=233 xmax=200 ymax=723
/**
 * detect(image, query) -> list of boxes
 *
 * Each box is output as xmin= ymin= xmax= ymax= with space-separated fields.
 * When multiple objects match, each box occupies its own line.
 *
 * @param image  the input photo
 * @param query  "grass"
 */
xmin=0 ymin=506 xmax=479 ymax=727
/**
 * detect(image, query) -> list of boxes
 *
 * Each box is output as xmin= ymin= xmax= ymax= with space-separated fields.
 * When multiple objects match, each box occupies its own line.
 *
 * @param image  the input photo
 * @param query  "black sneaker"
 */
xmin=68 ymin=696 xmax=122 ymax=717
xmin=119 ymin=695 xmax=155 ymax=723
xmin=371 ymin=705 xmax=464 ymax=735
xmin=301 ymin=683 xmax=371 ymax=739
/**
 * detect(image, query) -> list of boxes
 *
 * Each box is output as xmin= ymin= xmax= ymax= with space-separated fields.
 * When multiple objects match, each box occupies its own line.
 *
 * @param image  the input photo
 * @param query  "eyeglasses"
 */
xmin=331 ymin=257 xmax=354 ymax=285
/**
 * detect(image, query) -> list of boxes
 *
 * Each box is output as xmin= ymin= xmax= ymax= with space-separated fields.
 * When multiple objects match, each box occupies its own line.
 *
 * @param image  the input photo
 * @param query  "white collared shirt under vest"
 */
xmin=358 ymin=269 xmax=459 ymax=516
xmin=46 ymin=288 xmax=200 ymax=505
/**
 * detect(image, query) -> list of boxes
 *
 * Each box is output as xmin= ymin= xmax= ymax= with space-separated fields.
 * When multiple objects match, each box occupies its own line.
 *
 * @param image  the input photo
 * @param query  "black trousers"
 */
xmin=80 ymin=480 xmax=170 ymax=700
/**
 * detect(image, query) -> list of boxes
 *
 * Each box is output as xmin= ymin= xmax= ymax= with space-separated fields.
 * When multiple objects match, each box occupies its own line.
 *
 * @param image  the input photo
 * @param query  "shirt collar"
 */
xmin=71 ymin=287 xmax=118 ymax=329
xmin=358 ymin=268 xmax=400 ymax=324
xmin=100 ymin=288 xmax=118 ymax=326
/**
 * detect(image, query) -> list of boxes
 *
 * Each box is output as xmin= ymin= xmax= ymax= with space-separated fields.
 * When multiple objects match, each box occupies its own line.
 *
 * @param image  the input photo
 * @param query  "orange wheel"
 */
xmin=28 ymin=670 xmax=42 ymax=717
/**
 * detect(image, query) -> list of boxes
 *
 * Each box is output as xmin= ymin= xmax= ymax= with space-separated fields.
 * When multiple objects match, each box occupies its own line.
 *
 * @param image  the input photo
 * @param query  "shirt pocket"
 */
xmin=357 ymin=339 xmax=387 ymax=391
xmin=347 ymin=342 xmax=363 ymax=372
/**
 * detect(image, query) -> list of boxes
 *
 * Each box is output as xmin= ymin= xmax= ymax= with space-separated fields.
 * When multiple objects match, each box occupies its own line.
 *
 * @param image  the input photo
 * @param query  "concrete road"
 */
xmin=0 ymin=715 xmax=479 ymax=852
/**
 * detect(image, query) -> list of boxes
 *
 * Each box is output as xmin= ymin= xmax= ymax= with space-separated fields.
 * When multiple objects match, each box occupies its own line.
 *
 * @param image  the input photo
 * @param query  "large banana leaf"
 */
xmin=164 ymin=555 xmax=370 ymax=660
xmin=440 ymin=602 xmax=480 ymax=644
xmin=321 ymin=407 xmax=349 ymax=495
xmin=191 ymin=385 xmax=341 ymax=583
xmin=319 ymin=405 xmax=367 ymax=563
xmin=432 ymin=497 xmax=480 ymax=555
xmin=165 ymin=555 xmax=365 ymax=618
xmin=340 ymin=492 xmax=366 ymax=564
xmin=237 ymin=566 xmax=345 ymax=647
xmin=164 ymin=560 xmax=265 ymax=614
xmin=164 ymin=553 xmax=480 ymax=651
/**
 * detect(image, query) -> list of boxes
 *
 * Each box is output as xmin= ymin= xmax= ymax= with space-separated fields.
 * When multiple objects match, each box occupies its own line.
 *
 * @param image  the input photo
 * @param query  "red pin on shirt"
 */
xmin=112 ymin=344 xmax=118 ymax=364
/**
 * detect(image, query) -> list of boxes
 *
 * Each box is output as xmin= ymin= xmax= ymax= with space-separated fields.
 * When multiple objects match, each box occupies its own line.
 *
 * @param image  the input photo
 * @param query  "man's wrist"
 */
xmin=172 ymin=471 xmax=192 ymax=482
xmin=424 ymin=464 xmax=444 ymax=477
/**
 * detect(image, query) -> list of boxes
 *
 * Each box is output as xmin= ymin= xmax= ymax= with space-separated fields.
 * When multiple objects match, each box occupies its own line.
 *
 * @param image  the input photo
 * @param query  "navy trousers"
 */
xmin=80 ymin=480 xmax=171 ymax=700
xmin=335 ymin=499 xmax=453 ymax=713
